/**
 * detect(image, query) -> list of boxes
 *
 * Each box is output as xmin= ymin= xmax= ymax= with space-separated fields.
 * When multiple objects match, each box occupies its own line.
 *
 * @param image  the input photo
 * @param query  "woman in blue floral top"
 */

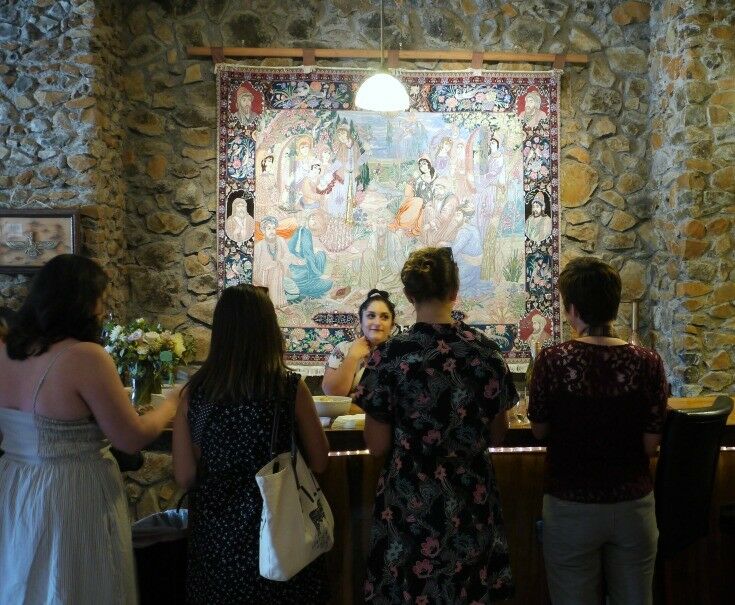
xmin=355 ymin=247 xmax=518 ymax=604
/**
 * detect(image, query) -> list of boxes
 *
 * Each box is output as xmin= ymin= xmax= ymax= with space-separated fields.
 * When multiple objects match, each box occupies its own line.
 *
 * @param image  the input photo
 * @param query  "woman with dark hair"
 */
xmin=172 ymin=284 xmax=330 ymax=604
xmin=322 ymin=288 xmax=396 ymax=400
xmin=355 ymin=247 xmax=517 ymax=604
xmin=528 ymin=257 xmax=668 ymax=605
xmin=0 ymin=254 xmax=176 ymax=605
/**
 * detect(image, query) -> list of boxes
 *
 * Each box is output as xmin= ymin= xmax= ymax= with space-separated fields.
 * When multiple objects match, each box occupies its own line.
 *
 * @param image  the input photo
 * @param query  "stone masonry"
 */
xmin=0 ymin=0 xmax=128 ymax=315
xmin=649 ymin=0 xmax=735 ymax=396
xmin=1 ymin=0 xmax=733 ymax=396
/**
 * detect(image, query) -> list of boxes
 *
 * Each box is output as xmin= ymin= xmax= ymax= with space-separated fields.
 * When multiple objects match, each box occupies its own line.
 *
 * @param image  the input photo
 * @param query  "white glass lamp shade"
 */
xmin=355 ymin=71 xmax=410 ymax=112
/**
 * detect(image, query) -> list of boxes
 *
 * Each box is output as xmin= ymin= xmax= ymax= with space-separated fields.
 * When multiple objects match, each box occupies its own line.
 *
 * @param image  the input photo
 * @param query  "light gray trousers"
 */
xmin=542 ymin=492 xmax=658 ymax=605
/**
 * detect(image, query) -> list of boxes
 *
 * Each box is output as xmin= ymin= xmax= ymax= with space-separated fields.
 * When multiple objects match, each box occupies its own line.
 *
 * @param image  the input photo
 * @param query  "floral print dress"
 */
xmin=355 ymin=322 xmax=518 ymax=604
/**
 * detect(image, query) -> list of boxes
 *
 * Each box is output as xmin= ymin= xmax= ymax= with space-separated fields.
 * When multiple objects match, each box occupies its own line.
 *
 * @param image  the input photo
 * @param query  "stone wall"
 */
xmin=2 ymin=0 xmax=733 ymax=394
xmin=0 ymin=0 xmax=128 ymax=315
xmin=649 ymin=0 xmax=735 ymax=396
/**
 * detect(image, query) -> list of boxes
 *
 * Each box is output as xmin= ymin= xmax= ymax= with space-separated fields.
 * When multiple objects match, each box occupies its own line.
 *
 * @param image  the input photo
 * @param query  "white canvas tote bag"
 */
xmin=255 ymin=374 xmax=334 ymax=581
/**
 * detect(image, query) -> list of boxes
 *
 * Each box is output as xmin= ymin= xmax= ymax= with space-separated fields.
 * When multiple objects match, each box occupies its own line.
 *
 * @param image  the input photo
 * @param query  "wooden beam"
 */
xmin=187 ymin=46 xmax=588 ymax=65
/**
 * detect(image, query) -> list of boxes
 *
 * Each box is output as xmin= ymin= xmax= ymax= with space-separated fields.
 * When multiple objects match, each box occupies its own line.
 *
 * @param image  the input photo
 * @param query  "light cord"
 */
xmin=380 ymin=0 xmax=384 ymax=68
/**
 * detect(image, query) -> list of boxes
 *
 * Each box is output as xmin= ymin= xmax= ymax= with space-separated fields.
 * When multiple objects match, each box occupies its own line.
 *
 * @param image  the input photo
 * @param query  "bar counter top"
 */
xmin=325 ymin=395 xmax=735 ymax=453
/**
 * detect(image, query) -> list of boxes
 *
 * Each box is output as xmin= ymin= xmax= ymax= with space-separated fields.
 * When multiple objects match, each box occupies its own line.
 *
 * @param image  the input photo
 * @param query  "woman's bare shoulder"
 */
xmin=57 ymin=340 xmax=113 ymax=367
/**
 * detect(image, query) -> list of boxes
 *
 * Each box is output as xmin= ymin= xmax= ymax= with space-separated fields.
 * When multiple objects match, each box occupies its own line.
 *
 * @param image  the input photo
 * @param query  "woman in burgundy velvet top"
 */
xmin=528 ymin=257 xmax=668 ymax=605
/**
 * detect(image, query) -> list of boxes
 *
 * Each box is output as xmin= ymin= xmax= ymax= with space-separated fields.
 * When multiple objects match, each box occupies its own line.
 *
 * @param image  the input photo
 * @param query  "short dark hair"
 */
xmin=558 ymin=257 xmax=621 ymax=327
xmin=358 ymin=289 xmax=396 ymax=323
xmin=401 ymin=247 xmax=459 ymax=304
xmin=5 ymin=254 xmax=108 ymax=359
xmin=186 ymin=284 xmax=288 ymax=403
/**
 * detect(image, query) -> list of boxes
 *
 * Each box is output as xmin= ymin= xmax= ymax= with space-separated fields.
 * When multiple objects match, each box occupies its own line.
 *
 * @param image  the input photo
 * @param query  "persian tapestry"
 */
xmin=216 ymin=66 xmax=561 ymax=364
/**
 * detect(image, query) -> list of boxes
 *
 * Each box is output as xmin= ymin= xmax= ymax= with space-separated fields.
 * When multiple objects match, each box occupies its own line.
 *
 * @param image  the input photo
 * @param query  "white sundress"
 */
xmin=0 ymin=347 xmax=137 ymax=605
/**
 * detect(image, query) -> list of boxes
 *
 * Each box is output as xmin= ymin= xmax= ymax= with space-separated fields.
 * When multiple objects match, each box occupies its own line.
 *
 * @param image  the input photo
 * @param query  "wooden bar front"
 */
xmin=320 ymin=397 xmax=735 ymax=604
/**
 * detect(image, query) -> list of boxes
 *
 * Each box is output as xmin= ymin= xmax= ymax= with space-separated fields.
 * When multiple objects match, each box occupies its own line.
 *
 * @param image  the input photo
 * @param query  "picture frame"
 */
xmin=0 ymin=209 xmax=81 ymax=274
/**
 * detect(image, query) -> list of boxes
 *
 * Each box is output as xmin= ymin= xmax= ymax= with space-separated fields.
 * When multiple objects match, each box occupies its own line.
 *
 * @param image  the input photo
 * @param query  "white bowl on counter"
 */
xmin=312 ymin=395 xmax=352 ymax=418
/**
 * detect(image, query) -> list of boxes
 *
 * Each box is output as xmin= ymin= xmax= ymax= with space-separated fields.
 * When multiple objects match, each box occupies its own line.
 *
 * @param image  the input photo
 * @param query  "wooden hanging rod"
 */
xmin=187 ymin=46 xmax=588 ymax=67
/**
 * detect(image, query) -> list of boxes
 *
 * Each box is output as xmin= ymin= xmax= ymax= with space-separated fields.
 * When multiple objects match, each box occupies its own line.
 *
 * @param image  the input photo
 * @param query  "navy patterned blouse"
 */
xmin=355 ymin=321 xmax=518 ymax=604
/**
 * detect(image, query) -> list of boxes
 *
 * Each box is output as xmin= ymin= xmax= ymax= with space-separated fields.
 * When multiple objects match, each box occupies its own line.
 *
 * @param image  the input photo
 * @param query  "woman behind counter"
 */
xmin=322 ymin=288 xmax=396 ymax=400
xmin=355 ymin=247 xmax=518 ymax=604
xmin=172 ymin=284 xmax=330 ymax=605
xmin=0 ymin=254 xmax=176 ymax=605
xmin=528 ymin=257 xmax=668 ymax=605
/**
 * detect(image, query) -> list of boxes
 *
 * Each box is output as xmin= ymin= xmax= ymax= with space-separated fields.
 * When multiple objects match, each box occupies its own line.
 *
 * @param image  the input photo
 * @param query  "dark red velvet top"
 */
xmin=528 ymin=340 xmax=668 ymax=503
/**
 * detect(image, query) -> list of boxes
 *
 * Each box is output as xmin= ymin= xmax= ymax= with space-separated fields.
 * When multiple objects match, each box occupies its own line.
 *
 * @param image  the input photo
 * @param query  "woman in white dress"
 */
xmin=0 ymin=254 xmax=177 ymax=605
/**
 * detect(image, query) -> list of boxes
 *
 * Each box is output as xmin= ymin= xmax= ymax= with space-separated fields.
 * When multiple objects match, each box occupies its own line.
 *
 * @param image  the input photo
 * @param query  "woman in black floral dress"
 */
xmin=172 ymin=285 xmax=330 ymax=604
xmin=355 ymin=247 xmax=518 ymax=604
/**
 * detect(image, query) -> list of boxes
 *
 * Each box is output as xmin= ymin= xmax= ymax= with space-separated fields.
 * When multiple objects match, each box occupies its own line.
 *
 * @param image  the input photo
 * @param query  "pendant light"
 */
xmin=354 ymin=0 xmax=410 ymax=112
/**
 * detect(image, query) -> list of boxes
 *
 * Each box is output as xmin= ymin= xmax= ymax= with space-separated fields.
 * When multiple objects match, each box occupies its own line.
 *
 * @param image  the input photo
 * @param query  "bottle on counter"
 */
xmin=628 ymin=300 xmax=641 ymax=346
xmin=515 ymin=341 xmax=540 ymax=424
xmin=525 ymin=341 xmax=541 ymax=389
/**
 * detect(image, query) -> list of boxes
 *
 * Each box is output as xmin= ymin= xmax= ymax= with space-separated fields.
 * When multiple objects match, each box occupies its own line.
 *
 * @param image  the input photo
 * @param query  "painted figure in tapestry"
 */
xmin=525 ymin=190 xmax=552 ymax=244
xmin=432 ymin=136 xmax=453 ymax=177
xmin=422 ymin=177 xmax=461 ymax=247
xmin=301 ymin=163 xmax=326 ymax=212
xmin=519 ymin=90 xmax=547 ymax=130
xmin=316 ymin=148 xmax=345 ymax=217
xmin=332 ymin=124 xmax=362 ymax=221
xmin=527 ymin=312 xmax=552 ymax=350
xmin=287 ymin=211 xmax=333 ymax=301
xmin=230 ymin=82 xmax=262 ymax=127
xmin=469 ymin=135 xmax=506 ymax=241
xmin=280 ymin=135 xmax=315 ymax=213
xmin=252 ymin=216 xmax=302 ymax=308
xmin=389 ymin=157 xmax=436 ymax=238
xmin=451 ymin=202 xmax=494 ymax=297
xmin=255 ymin=154 xmax=277 ymax=221
xmin=224 ymin=191 xmax=255 ymax=244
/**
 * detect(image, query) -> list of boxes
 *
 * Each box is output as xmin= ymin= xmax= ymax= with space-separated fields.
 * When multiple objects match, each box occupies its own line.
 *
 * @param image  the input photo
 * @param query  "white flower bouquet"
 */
xmin=103 ymin=317 xmax=195 ymax=384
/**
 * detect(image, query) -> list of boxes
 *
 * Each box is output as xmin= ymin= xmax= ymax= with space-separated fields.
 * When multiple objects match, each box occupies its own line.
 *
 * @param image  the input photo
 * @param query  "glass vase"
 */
xmin=129 ymin=360 xmax=155 ymax=406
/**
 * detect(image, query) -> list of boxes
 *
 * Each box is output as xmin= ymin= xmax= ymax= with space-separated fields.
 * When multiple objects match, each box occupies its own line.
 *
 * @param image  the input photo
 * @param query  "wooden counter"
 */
xmin=326 ymin=396 xmax=735 ymax=453
xmin=321 ymin=396 xmax=735 ymax=604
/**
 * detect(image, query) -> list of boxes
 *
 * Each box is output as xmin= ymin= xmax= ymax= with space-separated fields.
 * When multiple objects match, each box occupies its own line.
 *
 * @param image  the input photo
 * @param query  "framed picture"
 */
xmin=0 ymin=209 xmax=81 ymax=274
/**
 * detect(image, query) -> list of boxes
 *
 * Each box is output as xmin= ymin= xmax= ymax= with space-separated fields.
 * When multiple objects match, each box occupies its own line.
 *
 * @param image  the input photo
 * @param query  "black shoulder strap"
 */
xmin=269 ymin=397 xmax=282 ymax=460
xmin=288 ymin=372 xmax=300 ymax=459
xmin=269 ymin=371 xmax=301 ymax=460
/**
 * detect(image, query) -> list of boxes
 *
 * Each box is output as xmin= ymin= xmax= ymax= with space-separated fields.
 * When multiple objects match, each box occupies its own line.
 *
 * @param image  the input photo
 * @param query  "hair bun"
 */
xmin=400 ymin=247 xmax=459 ymax=304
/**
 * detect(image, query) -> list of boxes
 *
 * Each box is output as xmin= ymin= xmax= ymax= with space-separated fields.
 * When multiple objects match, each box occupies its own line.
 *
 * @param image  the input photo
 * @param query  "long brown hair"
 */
xmin=187 ymin=285 xmax=288 ymax=403
xmin=6 ymin=254 xmax=108 ymax=360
